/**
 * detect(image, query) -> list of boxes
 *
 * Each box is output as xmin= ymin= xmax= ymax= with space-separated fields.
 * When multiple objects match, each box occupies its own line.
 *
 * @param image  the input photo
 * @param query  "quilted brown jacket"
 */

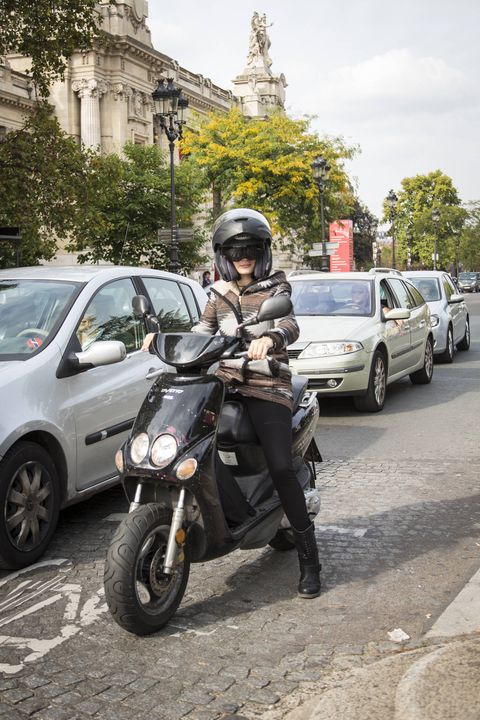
xmin=192 ymin=271 xmax=299 ymax=409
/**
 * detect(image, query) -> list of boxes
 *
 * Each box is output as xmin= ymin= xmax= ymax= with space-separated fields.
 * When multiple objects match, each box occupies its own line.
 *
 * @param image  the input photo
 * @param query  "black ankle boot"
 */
xmin=292 ymin=523 xmax=321 ymax=598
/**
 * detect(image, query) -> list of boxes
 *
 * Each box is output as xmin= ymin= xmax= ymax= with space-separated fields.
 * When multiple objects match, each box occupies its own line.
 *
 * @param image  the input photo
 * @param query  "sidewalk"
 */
xmin=282 ymin=566 xmax=480 ymax=720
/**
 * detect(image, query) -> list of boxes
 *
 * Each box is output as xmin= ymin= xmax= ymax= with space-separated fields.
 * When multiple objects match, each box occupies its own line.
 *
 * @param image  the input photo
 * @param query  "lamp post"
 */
xmin=406 ymin=227 xmax=413 ymax=270
xmin=311 ymin=156 xmax=331 ymax=272
xmin=431 ymin=207 xmax=440 ymax=271
xmin=386 ymin=189 xmax=398 ymax=269
xmin=152 ymin=78 xmax=189 ymax=274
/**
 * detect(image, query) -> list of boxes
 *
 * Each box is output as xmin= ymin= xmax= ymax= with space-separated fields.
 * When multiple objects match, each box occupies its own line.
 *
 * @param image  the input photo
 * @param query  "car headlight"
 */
xmin=430 ymin=314 xmax=440 ymax=328
xmin=151 ymin=433 xmax=178 ymax=468
xmin=130 ymin=433 xmax=149 ymax=464
xmin=299 ymin=341 xmax=363 ymax=358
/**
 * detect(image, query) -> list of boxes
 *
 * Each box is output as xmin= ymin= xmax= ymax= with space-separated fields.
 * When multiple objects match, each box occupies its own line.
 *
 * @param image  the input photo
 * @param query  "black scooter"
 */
xmin=104 ymin=294 xmax=322 ymax=635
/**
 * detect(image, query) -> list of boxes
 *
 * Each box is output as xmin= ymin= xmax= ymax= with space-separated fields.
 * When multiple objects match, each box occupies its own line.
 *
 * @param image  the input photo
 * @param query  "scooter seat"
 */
xmin=217 ymin=401 xmax=258 ymax=445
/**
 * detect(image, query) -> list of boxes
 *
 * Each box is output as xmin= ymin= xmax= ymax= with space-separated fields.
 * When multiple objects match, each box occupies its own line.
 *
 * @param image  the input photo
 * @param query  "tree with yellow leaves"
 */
xmin=181 ymin=108 xmax=357 ymax=259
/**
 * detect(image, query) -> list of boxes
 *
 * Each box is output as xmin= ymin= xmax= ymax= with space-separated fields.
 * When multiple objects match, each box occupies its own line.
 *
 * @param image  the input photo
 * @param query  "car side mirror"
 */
xmin=382 ymin=307 xmax=411 ymax=321
xmin=71 ymin=340 xmax=127 ymax=368
xmin=448 ymin=293 xmax=464 ymax=303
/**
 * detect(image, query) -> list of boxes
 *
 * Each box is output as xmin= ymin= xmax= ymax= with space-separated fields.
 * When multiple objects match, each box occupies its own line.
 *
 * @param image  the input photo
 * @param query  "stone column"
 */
xmin=72 ymin=78 xmax=108 ymax=149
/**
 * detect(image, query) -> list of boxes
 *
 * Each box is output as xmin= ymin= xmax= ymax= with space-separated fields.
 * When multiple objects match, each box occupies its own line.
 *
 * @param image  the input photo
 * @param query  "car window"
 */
xmin=179 ymin=283 xmax=200 ymax=323
xmin=379 ymin=280 xmax=396 ymax=311
xmin=0 ymin=279 xmax=80 ymax=358
xmin=141 ymin=277 xmax=193 ymax=331
xmin=387 ymin=279 xmax=416 ymax=309
xmin=404 ymin=282 xmax=426 ymax=308
xmin=442 ymin=275 xmax=455 ymax=299
xmin=76 ymin=278 xmax=145 ymax=353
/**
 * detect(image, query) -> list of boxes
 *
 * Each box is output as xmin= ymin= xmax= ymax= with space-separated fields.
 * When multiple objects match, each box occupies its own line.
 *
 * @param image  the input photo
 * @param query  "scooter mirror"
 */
xmin=132 ymin=294 xmax=150 ymax=318
xmin=256 ymin=295 xmax=293 ymax=322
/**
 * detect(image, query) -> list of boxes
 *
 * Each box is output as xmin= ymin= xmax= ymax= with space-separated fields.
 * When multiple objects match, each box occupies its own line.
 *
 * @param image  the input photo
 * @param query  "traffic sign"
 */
xmin=308 ymin=249 xmax=336 ymax=257
xmin=311 ymin=242 xmax=339 ymax=251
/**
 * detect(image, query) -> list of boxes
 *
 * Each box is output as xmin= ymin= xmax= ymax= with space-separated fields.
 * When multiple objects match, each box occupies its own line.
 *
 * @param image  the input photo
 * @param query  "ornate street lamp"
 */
xmin=431 ymin=207 xmax=440 ymax=271
xmin=311 ymin=157 xmax=331 ymax=272
xmin=152 ymin=78 xmax=189 ymax=274
xmin=386 ymin=189 xmax=398 ymax=269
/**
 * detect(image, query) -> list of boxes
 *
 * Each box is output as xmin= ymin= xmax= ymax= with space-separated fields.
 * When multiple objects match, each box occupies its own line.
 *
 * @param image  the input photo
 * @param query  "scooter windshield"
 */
xmin=135 ymin=373 xmax=225 ymax=456
xmin=154 ymin=333 xmax=237 ymax=368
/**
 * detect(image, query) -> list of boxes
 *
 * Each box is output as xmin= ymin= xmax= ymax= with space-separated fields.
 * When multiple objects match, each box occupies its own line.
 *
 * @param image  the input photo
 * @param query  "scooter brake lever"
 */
xmin=146 ymin=368 xmax=164 ymax=380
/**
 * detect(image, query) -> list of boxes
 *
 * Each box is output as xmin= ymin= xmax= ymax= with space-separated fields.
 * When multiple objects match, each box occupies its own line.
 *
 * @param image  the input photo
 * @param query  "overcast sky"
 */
xmin=147 ymin=0 xmax=480 ymax=220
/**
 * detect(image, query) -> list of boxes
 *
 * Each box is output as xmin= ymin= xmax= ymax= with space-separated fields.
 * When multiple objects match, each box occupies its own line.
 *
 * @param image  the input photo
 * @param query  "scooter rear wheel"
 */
xmin=104 ymin=504 xmax=190 ymax=635
xmin=269 ymin=528 xmax=296 ymax=551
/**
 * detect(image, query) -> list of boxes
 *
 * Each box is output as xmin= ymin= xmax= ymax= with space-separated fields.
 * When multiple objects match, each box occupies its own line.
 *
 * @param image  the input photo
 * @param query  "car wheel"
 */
xmin=354 ymin=350 xmax=386 ymax=413
xmin=437 ymin=325 xmax=454 ymax=363
xmin=457 ymin=317 xmax=470 ymax=351
xmin=410 ymin=336 xmax=434 ymax=385
xmin=0 ymin=442 xmax=61 ymax=570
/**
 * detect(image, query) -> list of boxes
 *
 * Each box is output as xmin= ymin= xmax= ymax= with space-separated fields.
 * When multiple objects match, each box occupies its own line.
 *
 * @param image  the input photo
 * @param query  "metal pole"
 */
xmin=319 ymin=183 xmax=330 ymax=272
xmin=433 ymin=223 xmax=438 ymax=271
xmin=168 ymin=135 xmax=180 ymax=275
xmin=390 ymin=210 xmax=396 ymax=270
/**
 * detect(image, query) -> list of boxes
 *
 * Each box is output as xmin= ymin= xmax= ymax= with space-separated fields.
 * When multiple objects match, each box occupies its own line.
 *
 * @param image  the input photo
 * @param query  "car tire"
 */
xmin=437 ymin=325 xmax=454 ymax=363
xmin=457 ymin=317 xmax=470 ymax=351
xmin=354 ymin=350 xmax=386 ymax=413
xmin=410 ymin=336 xmax=434 ymax=385
xmin=0 ymin=442 xmax=61 ymax=570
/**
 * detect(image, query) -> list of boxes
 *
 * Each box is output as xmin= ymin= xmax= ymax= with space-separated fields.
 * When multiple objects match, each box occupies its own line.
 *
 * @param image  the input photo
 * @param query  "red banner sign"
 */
xmin=329 ymin=220 xmax=354 ymax=272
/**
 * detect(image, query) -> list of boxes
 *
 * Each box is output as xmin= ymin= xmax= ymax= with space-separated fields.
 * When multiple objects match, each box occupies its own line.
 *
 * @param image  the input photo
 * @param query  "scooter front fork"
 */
xmin=163 ymin=488 xmax=187 ymax=575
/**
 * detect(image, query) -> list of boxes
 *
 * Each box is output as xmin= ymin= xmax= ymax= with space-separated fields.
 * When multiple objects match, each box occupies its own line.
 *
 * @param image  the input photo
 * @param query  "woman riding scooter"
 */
xmin=143 ymin=208 xmax=321 ymax=598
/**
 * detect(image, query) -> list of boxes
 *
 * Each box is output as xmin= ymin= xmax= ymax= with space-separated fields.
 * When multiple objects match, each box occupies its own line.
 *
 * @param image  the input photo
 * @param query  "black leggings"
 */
xmin=242 ymin=396 xmax=310 ymax=532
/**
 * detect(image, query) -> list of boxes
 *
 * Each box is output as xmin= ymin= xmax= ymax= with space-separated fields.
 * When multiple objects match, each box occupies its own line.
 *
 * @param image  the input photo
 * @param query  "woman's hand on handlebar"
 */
xmin=248 ymin=336 xmax=274 ymax=360
xmin=141 ymin=332 xmax=156 ymax=352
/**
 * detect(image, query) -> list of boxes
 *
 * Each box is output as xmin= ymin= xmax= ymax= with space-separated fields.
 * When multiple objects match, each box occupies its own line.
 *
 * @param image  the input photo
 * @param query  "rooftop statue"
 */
xmin=247 ymin=11 xmax=273 ymax=73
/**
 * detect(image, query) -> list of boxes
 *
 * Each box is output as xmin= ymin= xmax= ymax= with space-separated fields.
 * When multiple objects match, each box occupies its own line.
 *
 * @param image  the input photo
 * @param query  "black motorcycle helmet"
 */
xmin=212 ymin=208 xmax=273 ymax=282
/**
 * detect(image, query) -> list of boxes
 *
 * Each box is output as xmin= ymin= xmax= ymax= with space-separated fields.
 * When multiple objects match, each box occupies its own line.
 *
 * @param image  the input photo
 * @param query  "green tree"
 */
xmin=383 ymin=170 xmax=466 ymax=270
xmin=0 ymin=0 xmax=106 ymax=96
xmin=0 ymin=103 xmax=90 ymax=268
xmin=182 ymin=108 xmax=357 ymax=260
xmin=68 ymin=142 xmax=208 ymax=273
xmin=458 ymin=201 xmax=480 ymax=271
xmin=350 ymin=200 xmax=378 ymax=269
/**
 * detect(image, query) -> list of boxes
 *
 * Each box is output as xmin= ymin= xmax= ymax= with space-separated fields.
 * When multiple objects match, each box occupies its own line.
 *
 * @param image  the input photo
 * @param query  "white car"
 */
xmin=287 ymin=270 xmax=434 ymax=412
xmin=402 ymin=271 xmax=470 ymax=362
xmin=0 ymin=265 xmax=207 ymax=569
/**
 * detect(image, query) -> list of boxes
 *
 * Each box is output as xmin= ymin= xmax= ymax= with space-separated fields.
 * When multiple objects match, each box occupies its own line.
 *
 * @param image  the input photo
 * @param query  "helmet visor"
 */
xmin=221 ymin=244 xmax=263 ymax=262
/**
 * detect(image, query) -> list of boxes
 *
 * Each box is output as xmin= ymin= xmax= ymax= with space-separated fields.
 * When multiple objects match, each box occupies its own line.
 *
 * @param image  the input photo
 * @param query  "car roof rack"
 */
xmin=368 ymin=267 xmax=403 ymax=276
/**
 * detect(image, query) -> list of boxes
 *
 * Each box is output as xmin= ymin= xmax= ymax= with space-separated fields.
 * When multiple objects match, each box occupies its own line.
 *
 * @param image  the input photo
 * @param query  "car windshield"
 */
xmin=458 ymin=272 xmax=477 ymax=280
xmin=0 ymin=279 xmax=80 ymax=358
xmin=291 ymin=279 xmax=373 ymax=316
xmin=407 ymin=277 xmax=441 ymax=302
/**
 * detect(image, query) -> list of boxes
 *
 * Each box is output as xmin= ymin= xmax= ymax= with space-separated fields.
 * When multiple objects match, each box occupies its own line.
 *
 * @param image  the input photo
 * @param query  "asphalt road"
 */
xmin=1 ymin=294 xmax=479 ymax=720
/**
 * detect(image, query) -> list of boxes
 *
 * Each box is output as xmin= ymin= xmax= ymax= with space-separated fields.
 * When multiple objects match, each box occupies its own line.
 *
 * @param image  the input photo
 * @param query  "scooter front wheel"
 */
xmin=104 ymin=504 xmax=190 ymax=635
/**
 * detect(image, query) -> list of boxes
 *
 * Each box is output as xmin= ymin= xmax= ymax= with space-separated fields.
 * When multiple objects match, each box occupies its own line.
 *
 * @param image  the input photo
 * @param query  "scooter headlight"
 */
xmin=151 ymin=433 xmax=178 ymax=468
xmin=130 ymin=432 xmax=149 ymax=464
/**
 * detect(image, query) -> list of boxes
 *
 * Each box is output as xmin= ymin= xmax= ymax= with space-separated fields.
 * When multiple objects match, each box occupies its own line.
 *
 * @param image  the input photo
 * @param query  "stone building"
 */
xmin=1 ymin=3 xmax=289 ymax=268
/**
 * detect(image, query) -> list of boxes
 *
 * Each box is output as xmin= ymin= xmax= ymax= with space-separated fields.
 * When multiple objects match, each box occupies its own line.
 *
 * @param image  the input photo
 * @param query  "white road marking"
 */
xmin=316 ymin=524 xmax=369 ymax=538
xmin=0 ymin=561 xmax=107 ymax=675
xmin=426 ymin=566 xmax=480 ymax=638
xmin=104 ymin=513 xmax=128 ymax=521
xmin=0 ymin=558 xmax=70 ymax=588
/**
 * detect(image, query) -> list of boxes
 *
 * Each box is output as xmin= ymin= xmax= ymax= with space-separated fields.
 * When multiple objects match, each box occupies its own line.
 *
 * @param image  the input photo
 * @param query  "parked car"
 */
xmin=0 ymin=265 xmax=207 ymax=569
xmin=403 ymin=271 xmax=470 ymax=362
xmin=287 ymin=270 xmax=434 ymax=412
xmin=457 ymin=271 xmax=480 ymax=293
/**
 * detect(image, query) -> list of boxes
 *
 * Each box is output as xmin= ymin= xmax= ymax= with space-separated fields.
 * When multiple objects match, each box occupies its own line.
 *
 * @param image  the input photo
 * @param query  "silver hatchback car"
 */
xmin=402 ymin=271 xmax=470 ymax=362
xmin=287 ymin=270 xmax=434 ymax=412
xmin=0 ymin=266 xmax=207 ymax=569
